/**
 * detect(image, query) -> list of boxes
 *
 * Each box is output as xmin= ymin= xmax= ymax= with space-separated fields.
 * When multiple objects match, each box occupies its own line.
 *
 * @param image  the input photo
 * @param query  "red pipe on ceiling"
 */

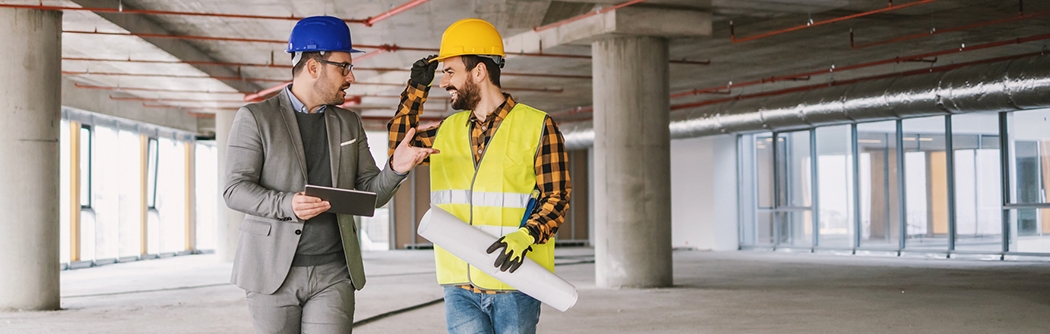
xmin=61 ymin=58 xmax=594 ymax=79
xmin=533 ymin=0 xmax=646 ymax=32
xmin=244 ymin=81 xmax=564 ymax=102
xmin=672 ymin=32 xmax=1050 ymax=99
xmin=556 ymin=50 xmax=1046 ymax=121
xmin=551 ymin=32 xmax=1050 ymax=118
xmin=668 ymin=50 xmax=1047 ymax=112
xmin=851 ymin=9 xmax=1050 ymax=49
xmin=73 ymin=82 xmax=242 ymax=94
xmin=109 ymin=95 xmax=245 ymax=103
xmin=352 ymin=49 xmax=389 ymax=63
xmin=63 ymin=56 xmax=290 ymax=69
xmin=730 ymin=0 xmax=936 ymax=43
xmin=62 ymin=71 xmax=291 ymax=83
xmin=142 ymin=103 xmax=238 ymax=110
xmin=244 ymin=82 xmax=291 ymax=101
xmin=71 ymin=71 xmax=534 ymax=96
xmin=0 ymin=2 xmax=438 ymax=25
xmin=63 ymin=30 xmax=288 ymax=44
xmin=60 ymin=30 xmax=707 ymax=65
xmin=364 ymin=0 xmax=430 ymax=27
xmin=62 ymin=30 xmax=437 ymax=53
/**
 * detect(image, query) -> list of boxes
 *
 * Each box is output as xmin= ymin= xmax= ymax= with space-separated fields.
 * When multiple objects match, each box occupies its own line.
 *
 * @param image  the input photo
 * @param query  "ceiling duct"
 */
xmin=562 ymin=54 xmax=1050 ymax=150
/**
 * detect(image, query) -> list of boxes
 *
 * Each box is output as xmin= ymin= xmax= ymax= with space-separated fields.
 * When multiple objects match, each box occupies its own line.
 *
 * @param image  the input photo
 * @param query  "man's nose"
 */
xmin=344 ymin=70 xmax=355 ymax=84
xmin=439 ymin=75 xmax=449 ymax=89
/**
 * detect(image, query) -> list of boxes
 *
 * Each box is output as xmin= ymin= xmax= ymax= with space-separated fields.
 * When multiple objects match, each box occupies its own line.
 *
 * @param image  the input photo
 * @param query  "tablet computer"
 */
xmin=304 ymin=185 xmax=378 ymax=217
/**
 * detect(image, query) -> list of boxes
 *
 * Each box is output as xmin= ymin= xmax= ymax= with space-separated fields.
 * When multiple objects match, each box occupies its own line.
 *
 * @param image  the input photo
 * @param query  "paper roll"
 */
xmin=418 ymin=204 xmax=579 ymax=312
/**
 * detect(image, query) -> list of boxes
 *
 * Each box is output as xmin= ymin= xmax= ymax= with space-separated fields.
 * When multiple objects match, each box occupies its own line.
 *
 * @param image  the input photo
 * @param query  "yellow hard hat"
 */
xmin=434 ymin=18 xmax=505 ymax=63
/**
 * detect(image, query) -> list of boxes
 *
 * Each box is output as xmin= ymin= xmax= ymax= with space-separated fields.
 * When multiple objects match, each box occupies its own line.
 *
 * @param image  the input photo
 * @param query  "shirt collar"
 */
xmin=285 ymin=85 xmax=326 ymax=114
xmin=466 ymin=93 xmax=516 ymax=126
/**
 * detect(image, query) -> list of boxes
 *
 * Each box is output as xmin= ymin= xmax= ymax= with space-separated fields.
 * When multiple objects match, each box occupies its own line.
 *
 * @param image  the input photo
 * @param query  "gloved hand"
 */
xmin=485 ymin=227 xmax=535 ymax=273
xmin=410 ymin=55 xmax=439 ymax=86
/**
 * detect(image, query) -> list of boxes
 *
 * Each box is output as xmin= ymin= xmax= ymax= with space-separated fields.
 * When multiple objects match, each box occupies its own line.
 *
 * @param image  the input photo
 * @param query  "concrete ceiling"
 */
xmin=17 ymin=0 xmax=1050 ymax=135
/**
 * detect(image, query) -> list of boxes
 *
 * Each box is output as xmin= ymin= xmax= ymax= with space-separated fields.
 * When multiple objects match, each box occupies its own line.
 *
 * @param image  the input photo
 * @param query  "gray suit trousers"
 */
xmin=246 ymin=261 xmax=355 ymax=334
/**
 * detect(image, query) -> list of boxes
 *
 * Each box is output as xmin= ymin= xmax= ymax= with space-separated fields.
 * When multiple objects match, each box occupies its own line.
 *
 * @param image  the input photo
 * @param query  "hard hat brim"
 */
xmin=286 ymin=48 xmax=366 ymax=54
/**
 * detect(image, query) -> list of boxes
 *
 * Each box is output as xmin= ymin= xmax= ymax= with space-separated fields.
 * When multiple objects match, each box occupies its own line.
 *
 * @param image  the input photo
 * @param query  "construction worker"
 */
xmin=225 ymin=16 xmax=436 ymax=333
xmin=388 ymin=18 xmax=571 ymax=334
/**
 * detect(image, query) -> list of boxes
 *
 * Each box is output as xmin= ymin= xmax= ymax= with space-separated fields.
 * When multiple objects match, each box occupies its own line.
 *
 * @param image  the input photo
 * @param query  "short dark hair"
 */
xmin=291 ymin=52 xmax=330 ymax=77
xmin=461 ymin=55 xmax=501 ymax=88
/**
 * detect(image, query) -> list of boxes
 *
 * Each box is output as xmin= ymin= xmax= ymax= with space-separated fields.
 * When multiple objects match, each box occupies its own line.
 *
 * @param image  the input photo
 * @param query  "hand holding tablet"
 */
xmin=304 ymin=185 xmax=379 ymax=217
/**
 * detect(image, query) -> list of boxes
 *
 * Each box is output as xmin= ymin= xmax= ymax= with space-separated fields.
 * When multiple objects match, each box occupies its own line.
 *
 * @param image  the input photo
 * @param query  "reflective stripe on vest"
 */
xmin=429 ymin=103 xmax=555 ymax=291
xmin=431 ymin=189 xmax=531 ymax=208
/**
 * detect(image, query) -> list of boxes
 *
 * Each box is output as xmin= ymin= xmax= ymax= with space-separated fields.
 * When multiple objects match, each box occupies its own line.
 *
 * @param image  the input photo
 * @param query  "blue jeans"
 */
xmin=443 ymin=286 xmax=541 ymax=334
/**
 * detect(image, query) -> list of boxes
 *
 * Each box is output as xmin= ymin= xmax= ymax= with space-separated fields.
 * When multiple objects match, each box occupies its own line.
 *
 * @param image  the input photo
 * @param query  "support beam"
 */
xmin=593 ymin=36 xmax=672 ymax=288
xmin=0 ymin=8 xmax=62 ymax=311
xmin=552 ymin=7 xmax=710 ymax=289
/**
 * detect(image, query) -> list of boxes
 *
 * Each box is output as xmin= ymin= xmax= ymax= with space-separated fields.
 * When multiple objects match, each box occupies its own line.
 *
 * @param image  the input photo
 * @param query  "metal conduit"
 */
xmin=561 ymin=54 xmax=1050 ymax=150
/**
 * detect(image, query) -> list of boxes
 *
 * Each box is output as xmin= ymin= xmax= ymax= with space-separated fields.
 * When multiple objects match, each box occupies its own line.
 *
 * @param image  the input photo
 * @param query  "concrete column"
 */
xmin=215 ymin=109 xmax=244 ymax=262
xmin=592 ymin=36 xmax=673 ymax=288
xmin=0 ymin=8 xmax=62 ymax=310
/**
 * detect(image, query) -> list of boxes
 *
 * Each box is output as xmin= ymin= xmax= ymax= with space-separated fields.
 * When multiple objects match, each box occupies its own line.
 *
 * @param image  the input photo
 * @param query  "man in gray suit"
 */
xmin=223 ymin=16 xmax=437 ymax=333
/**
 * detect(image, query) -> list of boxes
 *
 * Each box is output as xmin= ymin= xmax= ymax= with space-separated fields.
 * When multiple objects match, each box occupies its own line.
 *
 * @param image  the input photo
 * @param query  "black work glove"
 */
xmin=485 ymin=227 xmax=535 ymax=273
xmin=410 ymin=55 xmax=439 ymax=86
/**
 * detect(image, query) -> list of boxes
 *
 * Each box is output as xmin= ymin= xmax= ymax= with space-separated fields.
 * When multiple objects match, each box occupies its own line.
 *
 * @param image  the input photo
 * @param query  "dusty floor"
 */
xmin=2 ymin=248 xmax=1049 ymax=333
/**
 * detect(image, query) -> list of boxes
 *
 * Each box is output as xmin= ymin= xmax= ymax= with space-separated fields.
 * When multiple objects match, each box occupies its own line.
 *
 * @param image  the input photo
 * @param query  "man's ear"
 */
xmin=472 ymin=61 xmax=488 ymax=84
xmin=307 ymin=58 xmax=321 ymax=79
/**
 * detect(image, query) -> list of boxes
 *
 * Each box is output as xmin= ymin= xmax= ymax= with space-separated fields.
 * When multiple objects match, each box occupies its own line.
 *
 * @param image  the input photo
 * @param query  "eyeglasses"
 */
xmin=316 ymin=59 xmax=354 ymax=76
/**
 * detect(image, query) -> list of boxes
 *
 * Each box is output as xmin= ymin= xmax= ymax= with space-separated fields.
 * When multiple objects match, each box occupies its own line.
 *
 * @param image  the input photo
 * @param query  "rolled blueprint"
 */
xmin=418 ymin=204 xmax=579 ymax=312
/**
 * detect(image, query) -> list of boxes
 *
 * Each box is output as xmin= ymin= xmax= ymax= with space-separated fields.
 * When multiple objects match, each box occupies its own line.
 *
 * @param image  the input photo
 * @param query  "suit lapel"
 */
xmin=325 ymin=110 xmax=341 ymax=187
xmin=278 ymin=89 xmax=308 ymax=179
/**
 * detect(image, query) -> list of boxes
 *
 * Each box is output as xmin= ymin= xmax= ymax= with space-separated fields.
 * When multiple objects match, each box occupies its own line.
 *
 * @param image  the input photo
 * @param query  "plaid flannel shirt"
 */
xmin=387 ymin=81 xmax=571 ymax=246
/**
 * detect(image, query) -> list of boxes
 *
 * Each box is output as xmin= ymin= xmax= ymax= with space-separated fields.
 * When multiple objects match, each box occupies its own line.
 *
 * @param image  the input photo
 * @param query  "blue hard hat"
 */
xmin=286 ymin=16 xmax=364 ymax=54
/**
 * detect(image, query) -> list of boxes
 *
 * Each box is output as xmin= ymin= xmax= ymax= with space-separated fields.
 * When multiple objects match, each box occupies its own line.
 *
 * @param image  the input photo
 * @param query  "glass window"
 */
xmin=92 ymin=125 xmax=121 ymax=261
xmin=117 ymin=130 xmax=143 ymax=259
xmin=195 ymin=142 xmax=218 ymax=251
xmin=738 ymin=135 xmax=757 ymax=246
xmin=756 ymin=212 xmax=775 ymax=246
xmin=756 ymin=134 xmax=774 ymax=209
xmin=156 ymin=138 xmax=186 ymax=254
xmin=1007 ymin=109 xmax=1050 ymax=205
xmin=147 ymin=138 xmax=159 ymax=209
xmin=901 ymin=116 xmax=950 ymax=251
xmin=754 ymin=133 xmax=775 ymax=246
xmin=856 ymin=121 xmax=902 ymax=250
xmin=60 ymin=120 xmax=71 ymax=264
xmin=1007 ymin=209 xmax=1050 ymax=253
xmin=815 ymin=125 xmax=854 ymax=248
xmin=80 ymin=125 xmax=92 ymax=208
xmin=775 ymin=131 xmax=812 ymax=247
xmin=1005 ymin=108 xmax=1050 ymax=252
xmin=952 ymin=113 xmax=1002 ymax=252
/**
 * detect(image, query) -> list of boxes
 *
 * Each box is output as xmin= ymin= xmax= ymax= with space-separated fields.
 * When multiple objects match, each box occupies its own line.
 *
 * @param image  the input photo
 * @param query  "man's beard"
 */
xmin=449 ymin=79 xmax=481 ymax=111
xmin=314 ymin=71 xmax=348 ymax=106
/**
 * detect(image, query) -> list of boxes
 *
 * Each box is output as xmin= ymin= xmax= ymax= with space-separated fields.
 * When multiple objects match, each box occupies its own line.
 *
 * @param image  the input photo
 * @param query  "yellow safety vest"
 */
xmin=430 ymin=103 xmax=555 ymax=291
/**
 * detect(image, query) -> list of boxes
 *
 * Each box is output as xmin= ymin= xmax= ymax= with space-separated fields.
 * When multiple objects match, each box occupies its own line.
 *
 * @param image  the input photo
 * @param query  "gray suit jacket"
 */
xmin=223 ymin=88 xmax=404 ymax=294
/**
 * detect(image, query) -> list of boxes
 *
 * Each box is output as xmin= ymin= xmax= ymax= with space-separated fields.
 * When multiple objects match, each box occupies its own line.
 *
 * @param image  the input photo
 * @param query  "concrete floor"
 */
xmin=1 ymin=248 xmax=1049 ymax=334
